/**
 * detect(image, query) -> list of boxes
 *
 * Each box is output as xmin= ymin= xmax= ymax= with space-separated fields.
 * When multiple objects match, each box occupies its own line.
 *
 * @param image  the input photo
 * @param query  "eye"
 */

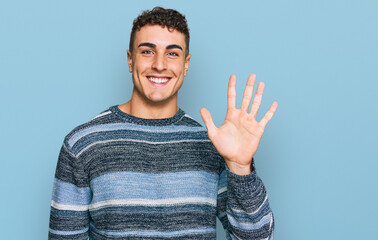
xmin=141 ymin=50 xmax=154 ymax=55
xmin=168 ymin=52 xmax=179 ymax=57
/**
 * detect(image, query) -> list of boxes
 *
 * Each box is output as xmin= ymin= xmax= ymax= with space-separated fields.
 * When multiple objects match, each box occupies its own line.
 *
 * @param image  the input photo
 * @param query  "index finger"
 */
xmin=227 ymin=75 xmax=237 ymax=110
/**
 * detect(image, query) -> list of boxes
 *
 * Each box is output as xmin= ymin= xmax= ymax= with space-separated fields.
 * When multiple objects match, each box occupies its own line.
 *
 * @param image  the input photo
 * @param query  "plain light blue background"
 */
xmin=1 ymin=0 xmax=377 ymax=239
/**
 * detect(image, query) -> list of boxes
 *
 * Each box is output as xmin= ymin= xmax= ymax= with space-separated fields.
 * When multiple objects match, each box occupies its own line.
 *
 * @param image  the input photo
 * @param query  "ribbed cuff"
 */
xmin=225 ymin=162 xmax=266 ymax=209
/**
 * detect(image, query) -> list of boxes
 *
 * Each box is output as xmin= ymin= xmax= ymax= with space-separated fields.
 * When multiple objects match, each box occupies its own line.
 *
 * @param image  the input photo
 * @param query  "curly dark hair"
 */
xmin=129 ymin=7 xmax=190 ymax=56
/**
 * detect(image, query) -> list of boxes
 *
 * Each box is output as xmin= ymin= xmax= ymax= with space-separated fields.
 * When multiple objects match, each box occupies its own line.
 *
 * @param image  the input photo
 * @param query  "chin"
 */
xmin=147 ymin=93 xmax=175 ymax=105
xmin=146 ymin=95 xmax=167 ymax=103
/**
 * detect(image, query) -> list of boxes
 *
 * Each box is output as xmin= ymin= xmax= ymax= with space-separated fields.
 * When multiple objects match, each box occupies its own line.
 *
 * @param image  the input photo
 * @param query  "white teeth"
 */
xmin=148 ymin=77 xmax=169 ymax=84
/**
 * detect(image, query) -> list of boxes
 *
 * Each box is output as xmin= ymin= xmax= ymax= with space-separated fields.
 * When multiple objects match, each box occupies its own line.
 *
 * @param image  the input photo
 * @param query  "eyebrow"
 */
xmin=166 ymin=44 xmax=183 ymax=51
xmin=138 ymin=42 xmax=183 ymax=51
xmin=138 ymin=42 xmax=156 ymax=48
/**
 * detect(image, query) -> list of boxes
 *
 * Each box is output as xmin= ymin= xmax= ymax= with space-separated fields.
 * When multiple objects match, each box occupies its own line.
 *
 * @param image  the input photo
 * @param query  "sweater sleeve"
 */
xmin=48 ymin=139 xmax=92 ymax=240
xmin=217 ymin=161 xmax=274 ymax=240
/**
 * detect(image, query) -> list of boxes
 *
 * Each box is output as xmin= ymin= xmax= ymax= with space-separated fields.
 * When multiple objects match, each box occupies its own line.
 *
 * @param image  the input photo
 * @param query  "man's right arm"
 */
xmin=49 ymin=139 xmax=91 ymax=240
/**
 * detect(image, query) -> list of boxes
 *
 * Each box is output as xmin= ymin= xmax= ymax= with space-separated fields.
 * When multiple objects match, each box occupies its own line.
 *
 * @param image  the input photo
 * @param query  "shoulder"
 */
xmin=62 ymin=106 xmax=120 ymax=150
xmin=171 ymin=111 xmax=210 ymax=138
xmin=174 ymin=111 xmax=203 ymax=128
xmin=174 ymin=110 xmax=221 ymax=153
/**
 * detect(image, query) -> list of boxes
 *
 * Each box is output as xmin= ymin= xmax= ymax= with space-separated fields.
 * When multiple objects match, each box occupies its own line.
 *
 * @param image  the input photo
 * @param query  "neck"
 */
xmin=118 ymin=89 xmax=179 ymax=119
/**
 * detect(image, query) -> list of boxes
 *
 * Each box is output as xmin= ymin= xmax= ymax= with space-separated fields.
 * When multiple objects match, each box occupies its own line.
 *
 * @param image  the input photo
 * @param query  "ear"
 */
xmin=184 ymin=54 xmax=191 ymax=76
xmin=127 ymin=50 xmax=133 ymax=72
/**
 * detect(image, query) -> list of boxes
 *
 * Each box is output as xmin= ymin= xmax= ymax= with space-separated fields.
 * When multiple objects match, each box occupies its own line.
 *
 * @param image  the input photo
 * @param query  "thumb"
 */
xmin=200 ymin=108 xmax=217 ymax=139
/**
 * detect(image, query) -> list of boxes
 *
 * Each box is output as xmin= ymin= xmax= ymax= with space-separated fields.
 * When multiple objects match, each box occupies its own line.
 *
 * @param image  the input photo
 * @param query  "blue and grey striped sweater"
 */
xmin=49 ymin=105 xmax=274 ymax=239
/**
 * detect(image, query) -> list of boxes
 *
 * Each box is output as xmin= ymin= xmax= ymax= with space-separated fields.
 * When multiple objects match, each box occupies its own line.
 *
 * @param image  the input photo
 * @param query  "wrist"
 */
xmin=225 ymin=161 xmax=253 ymax=176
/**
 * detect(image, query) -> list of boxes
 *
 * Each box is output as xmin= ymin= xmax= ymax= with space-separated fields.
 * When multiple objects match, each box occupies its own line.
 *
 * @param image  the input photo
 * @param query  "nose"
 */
xmin=151 ymin=52 xmax=167 ymax=72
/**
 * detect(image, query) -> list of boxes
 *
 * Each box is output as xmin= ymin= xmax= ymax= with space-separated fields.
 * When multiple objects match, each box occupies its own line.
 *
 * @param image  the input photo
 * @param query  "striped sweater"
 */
xmin=49 ymin=105 xmax=274 ymax=240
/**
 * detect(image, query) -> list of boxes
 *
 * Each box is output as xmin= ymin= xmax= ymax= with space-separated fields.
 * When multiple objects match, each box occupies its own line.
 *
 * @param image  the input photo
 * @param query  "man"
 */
xmin=49 ymin=7 xmax=277 ymax=240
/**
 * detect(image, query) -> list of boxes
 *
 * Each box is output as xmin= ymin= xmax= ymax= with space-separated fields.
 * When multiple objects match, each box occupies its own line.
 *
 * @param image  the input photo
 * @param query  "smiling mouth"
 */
xmin=147 ymin=76 xmax=171 ymax=84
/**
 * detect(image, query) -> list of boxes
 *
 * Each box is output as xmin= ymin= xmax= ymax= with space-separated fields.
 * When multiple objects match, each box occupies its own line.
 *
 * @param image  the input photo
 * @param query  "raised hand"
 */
xmin=200 ymin=74 xmax=278 ymax=175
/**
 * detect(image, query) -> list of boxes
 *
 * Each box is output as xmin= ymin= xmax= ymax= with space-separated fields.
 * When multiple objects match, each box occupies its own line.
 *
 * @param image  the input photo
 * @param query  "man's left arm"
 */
xmin=201 ymin=73 xmax=278 ymax=239
xmin=217 ymin=160 xmax=274 ymax=239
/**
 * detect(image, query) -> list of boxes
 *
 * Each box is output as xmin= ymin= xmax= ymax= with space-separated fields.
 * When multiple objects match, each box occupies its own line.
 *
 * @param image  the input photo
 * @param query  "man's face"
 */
xmin=127 ymin=24 xmax=191 ymax=105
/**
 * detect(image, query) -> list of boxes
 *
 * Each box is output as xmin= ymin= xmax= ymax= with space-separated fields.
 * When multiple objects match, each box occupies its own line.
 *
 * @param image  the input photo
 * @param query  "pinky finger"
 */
xmin=259 ymin=101 xmax=278 ymax=129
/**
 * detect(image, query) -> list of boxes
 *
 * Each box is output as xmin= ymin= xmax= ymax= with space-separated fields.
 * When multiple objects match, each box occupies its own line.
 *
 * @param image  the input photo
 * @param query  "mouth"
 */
xmin=147 ymin=76 xmax=171 ymax=85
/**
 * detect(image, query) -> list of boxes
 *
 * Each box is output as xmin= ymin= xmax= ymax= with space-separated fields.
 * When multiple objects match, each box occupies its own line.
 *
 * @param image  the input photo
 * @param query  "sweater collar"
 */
xmin=110 ymin=105 xmax=185 ymax=126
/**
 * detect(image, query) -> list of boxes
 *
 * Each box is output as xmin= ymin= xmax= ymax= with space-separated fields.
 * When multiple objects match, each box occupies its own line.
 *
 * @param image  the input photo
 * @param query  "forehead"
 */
xmin=134 ymin=25 xmax=186 ymax=49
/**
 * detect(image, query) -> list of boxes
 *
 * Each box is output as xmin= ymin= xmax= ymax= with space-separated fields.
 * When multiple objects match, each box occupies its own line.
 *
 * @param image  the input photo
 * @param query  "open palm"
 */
xmin=200 ymin=74 xmax=278 ymax=175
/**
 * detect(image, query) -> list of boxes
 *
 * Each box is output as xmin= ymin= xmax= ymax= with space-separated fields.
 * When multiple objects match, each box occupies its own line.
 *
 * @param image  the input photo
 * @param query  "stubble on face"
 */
xmin=128 ymin=25 xmax=191 ymax=107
